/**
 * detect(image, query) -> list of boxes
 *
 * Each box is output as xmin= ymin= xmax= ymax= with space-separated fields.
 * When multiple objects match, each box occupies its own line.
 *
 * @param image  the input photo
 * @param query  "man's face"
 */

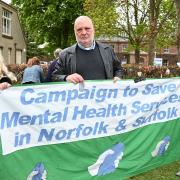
xmin=74 ymin=17 xmax=94 ymax=48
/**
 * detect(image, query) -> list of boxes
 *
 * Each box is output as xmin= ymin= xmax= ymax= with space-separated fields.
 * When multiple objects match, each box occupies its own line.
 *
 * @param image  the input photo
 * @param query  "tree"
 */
xmin=84 ymin=0 xmax=176 ymax=65
xmin=174 ymin=0 xmax=180 ymax=63
xmin=116 ymin=0 xmax=175 ymax=65
xmin=84 ymin=0 xmax=149 ymax=63
xmin=117 ymin=0 xmax=149 ymax=64
xmin=148 ymin=0 xmax=175 ymax=64
xmin=84 ymin=0 xmax=119 ymax=38
xmin=12 ymin=0 xmax=85 ymax=51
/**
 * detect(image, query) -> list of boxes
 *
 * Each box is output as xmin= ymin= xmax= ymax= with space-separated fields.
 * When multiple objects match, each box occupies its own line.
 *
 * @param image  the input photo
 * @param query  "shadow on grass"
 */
xmin=128 ymin=161 xmax=180 ymax=180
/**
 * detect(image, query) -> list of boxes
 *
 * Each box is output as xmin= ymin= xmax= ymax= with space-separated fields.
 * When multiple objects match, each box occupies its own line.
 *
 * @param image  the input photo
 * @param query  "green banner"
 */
xmin=0 ymin=118 xmax=179 ymax=179
xmin=0 ymin=79 xmax=179 ymax=179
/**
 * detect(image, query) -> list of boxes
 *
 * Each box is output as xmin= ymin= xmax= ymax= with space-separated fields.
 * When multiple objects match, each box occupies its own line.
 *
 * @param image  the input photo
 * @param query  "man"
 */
xmin=45 ymin=48 xmax=62 ymax=82
xmin=52 ymin=16 xmax=124 ymax=83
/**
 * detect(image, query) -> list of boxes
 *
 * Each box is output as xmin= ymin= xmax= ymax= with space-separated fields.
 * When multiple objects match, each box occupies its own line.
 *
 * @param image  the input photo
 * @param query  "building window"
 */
xmin=122 ymin=44 xmax=128 ymax=52
xmin=0 ymin=47 xmax=3 ymax=56
xmin=163 ymin=59 xmax=168 ymax=66
xmin=164 ymin=48 xmax=169 ymax=53
xmin=2 ymin=9 xmax=12 ymax=36
xmin=16 ymin=50 xmax=22 ymax=64
xmin=8 ymin=48 xmax=12 ymax=64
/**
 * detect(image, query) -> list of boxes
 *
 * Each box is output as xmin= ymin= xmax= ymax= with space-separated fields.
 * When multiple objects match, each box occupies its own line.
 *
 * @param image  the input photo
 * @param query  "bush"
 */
xmin=7 ymin=64 xmax=180 ymax=84
xmin=122 ymin=64 xmax=180 ymax=79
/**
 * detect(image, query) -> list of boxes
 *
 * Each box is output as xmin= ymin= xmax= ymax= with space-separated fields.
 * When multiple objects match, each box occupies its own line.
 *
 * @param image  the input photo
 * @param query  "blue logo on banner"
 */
xmin=88 ymin=142 xmax=124 ymax=176
xmin=27 ymin=162 xmax=47 ymax=180
xmin=151 ymin=136 xmax=171 ymax=157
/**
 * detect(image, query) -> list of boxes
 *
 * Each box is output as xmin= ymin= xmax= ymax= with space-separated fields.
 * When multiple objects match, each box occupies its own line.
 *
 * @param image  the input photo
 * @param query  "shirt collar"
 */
xmin=77 ymin=41 xmax=96 ymax=50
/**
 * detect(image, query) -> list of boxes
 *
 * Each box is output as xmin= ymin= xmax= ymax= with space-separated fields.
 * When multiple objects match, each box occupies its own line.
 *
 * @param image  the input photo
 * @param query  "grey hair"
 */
xmin=54 ymin=48 xmax=62 ymax=58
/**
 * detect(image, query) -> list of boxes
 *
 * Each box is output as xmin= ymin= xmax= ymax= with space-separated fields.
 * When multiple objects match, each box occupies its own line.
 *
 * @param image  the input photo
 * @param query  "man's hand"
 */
xmin=66 ymin=73 xmax=84 ymax=83
xmin=113 ymin=77 xmax=121 ymax=83
xmin=0 ymin=82 xmax=11 ymax=90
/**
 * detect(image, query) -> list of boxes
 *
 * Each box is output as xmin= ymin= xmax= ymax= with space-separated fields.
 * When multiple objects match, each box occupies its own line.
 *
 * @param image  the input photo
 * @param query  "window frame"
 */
xmin=122 ymin=44 xmax=128 ymax=52
xmin=163 ymin=47 xmax=169 ymax=54
xmin=2 ymin=9 xmax=12 ymax=36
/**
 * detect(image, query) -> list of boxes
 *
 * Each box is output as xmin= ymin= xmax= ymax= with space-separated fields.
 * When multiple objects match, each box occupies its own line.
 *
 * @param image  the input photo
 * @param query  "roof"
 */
xmin=0 ymin=0 xmax=17 ymax=11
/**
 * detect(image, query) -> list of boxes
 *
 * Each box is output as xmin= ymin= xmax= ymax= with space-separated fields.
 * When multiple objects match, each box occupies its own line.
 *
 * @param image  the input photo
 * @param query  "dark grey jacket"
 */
xmin=52 ymin=42 xmax=124 ymax=81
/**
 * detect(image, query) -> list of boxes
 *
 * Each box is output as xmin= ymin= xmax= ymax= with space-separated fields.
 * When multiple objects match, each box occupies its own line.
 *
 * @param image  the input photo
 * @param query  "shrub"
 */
xmin=7 ymin=64 xmax=180 ymax=84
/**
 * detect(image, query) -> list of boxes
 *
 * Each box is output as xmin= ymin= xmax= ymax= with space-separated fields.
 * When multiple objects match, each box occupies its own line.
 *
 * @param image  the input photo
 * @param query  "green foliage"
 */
xmin=83 ymin=0 xmax=176 ymax=54
xmin=115 ymin=0 xmax=176 ymax=64
xmin=12 ymin=0 xmax=177 ymax=63
xmin=149 ymin=0 xmax=176 ymax=49
xmin=114 ymin=0 xmax=150 ymax=63
xmin=84 ymin=0 xmax=119 ymax=38
xmin=12 ymin=0 xmax=85 ymax=51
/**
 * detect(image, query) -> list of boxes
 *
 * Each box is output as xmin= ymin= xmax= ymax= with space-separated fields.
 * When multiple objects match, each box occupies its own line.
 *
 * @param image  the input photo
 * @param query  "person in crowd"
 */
xmin=52 ymin=16 xmax=124 ymax=83
xmin=45 ymin=48 xmax=62 ymax=82
xmin=22 ymin=57 xmax=44 ymax=84
xmin=0 ymin=54 xmax=17 ymax=89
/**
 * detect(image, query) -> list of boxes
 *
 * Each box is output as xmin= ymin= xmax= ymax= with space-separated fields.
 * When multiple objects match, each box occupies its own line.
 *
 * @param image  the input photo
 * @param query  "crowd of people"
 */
xmin=0 ymin=15 xmax=179 ymax=176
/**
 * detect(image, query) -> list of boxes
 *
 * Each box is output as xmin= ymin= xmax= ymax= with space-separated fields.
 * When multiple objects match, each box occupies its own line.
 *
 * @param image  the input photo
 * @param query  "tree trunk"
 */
xmin=135 ymin=49 xmax=140 ymax=64
xmin=148 ymin=0 xmax=158 ymax=65
xmin=174 ymin=0 xmax=180 ymax=62
xmin=148 ymin=34 xmax=156 ymax=65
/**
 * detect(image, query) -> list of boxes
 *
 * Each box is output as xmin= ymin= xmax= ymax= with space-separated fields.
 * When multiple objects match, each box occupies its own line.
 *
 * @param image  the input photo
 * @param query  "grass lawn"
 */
xmin=128 ymin=161 xmax=180 ymax=180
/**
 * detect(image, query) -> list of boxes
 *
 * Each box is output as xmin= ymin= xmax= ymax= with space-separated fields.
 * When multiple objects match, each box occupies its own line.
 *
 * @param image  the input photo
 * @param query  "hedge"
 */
xmin=7 ymin=64 xmax=180 ymax=84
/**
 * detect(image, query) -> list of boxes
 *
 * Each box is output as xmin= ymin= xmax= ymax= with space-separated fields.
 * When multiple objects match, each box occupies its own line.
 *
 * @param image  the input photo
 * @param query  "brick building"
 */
xmin=98 ymin=37 xmax=178 ymax=66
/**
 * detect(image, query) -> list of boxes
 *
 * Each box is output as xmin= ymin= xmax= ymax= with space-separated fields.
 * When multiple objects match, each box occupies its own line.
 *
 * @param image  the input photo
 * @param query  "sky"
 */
xmin=2 ymin=0 xmax=11 ymax=4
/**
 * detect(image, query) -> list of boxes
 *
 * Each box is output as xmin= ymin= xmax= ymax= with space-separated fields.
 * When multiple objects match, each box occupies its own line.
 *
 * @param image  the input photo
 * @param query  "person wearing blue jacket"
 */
xmin=22 ymin=57 xmax=44 ymax=84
